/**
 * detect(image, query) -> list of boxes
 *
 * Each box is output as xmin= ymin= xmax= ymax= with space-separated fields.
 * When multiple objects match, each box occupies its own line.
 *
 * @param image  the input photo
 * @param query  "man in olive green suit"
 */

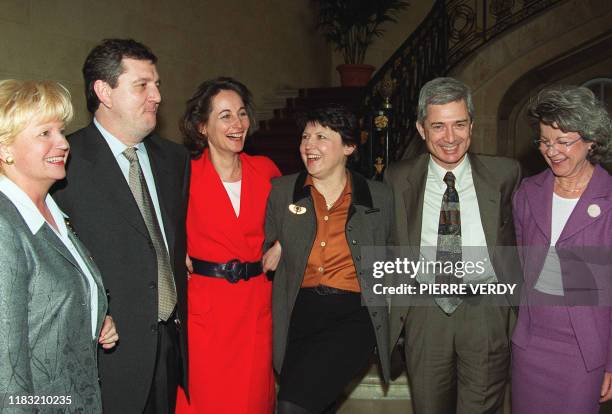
xmin=385 ymin=77 xmax=521 ymax=414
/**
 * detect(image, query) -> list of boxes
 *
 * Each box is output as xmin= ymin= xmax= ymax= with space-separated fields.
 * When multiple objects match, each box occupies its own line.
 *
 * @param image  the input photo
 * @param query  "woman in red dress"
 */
xmin=175 ymin=77 xmax=281 ymax=414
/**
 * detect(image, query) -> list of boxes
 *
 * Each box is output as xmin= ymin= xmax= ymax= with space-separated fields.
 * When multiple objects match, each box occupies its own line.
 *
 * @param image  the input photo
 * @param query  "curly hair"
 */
xmin=527 ymin=85 xmax=612 ymax=164
xmin=180 ymin=77 xmax=255 ymax=159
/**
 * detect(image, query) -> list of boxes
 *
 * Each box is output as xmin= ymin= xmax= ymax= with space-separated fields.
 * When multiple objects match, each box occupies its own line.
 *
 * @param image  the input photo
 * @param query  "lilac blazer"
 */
xmin=512 ymin=165 xmax=612 ymax=372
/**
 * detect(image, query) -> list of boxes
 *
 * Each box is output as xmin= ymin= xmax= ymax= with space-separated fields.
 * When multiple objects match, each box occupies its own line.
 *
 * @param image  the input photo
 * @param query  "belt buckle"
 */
xmin=224 ymin=259 xmax=244 ymax=283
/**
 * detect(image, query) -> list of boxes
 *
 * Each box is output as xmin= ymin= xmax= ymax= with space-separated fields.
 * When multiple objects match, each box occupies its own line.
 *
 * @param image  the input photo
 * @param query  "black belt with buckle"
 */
xmin=191 ymin=258 xmax=263 ymax=284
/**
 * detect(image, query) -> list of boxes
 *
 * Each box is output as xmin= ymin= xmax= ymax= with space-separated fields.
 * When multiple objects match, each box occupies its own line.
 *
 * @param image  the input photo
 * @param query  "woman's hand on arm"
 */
xmin=600 ymin=372 xmax=612 ymax=402
xmin=98 ymin=315 xmax=119 ymax=350
xmin=263 ymin=241 xmax=282 ymax=273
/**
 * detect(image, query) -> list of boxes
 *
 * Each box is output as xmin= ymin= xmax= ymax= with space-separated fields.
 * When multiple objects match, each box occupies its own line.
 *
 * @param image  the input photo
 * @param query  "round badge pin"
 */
xmin=289 ymin=204 xmax=306 ymax=215
xmin=587 ymin=204 xmax=601 ymax=218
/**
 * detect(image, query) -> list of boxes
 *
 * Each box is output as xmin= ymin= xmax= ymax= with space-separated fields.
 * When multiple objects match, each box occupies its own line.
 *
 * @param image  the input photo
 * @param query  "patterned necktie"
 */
xmin=435 ymin=171 xmax=462 ymax=314
xmin=123 ymin=147 xmax=177 ymax=321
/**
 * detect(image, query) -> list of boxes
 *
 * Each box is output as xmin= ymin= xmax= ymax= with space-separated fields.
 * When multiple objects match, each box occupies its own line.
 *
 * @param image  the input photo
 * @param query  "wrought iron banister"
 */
xmin=357 ymin=0 xmax=565 ymax=179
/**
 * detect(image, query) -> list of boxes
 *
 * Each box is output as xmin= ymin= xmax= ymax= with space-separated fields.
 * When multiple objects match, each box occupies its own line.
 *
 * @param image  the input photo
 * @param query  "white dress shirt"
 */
xmin=0 ymin=175 xmax=99 ymax=338
xmin=222 ymin=180 xmax=241 ymax=217
xmin=534 ymin=193 xmax=578 ymax=295
xmin=94 ymin=118 xmax=169 ymax=251
xmin=419 ymin=155 xmax=496 ymax=283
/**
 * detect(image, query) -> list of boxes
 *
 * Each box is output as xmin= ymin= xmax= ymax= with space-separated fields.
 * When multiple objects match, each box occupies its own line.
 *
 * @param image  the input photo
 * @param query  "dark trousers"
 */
xmin=143 ymin=316 xmax=181 ymax=414
xmin=403 ymin=296 xmax=511 ymax=414
xmin=278 ymin=288 xmax=376 ymax=414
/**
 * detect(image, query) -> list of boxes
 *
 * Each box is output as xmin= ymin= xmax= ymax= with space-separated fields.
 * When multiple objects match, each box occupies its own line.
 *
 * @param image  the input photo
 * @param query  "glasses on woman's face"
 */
xmin=533 ymin=137 xmax=582 ymax=152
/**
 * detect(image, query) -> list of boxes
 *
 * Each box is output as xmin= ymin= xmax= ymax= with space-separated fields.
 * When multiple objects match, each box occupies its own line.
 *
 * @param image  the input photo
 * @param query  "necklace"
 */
xmin=325 ymin=195 xmax=341 ymax=210
xmin=318 ymin=183 xmax=345 ymax=210
xmin=555 ymin=183 xmax=585 ymax=193
xmin=554 ymin=176 xmax=590 ymax=193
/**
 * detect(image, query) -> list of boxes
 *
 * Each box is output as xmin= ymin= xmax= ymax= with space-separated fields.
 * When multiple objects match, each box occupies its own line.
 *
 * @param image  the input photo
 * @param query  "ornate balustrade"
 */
xmin=356 ymin=0 xmax=565 ymax=178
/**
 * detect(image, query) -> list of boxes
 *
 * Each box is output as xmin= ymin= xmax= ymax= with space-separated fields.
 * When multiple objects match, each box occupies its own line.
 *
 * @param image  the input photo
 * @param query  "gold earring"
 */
xmin=5 ymin=156 xmax=14 ymax=165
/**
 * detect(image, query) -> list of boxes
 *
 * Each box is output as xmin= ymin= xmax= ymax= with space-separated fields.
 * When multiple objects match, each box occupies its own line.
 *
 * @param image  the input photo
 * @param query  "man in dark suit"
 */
xmin=385 ymin=77 xmax=521 ymax=414
xmin=53 ymin=39 xmax=189 ymax=414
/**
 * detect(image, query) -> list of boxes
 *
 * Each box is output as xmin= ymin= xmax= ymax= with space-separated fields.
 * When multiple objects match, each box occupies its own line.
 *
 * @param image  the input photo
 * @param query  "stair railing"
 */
xmin=358 ymin=0 xmax=565 ymax=179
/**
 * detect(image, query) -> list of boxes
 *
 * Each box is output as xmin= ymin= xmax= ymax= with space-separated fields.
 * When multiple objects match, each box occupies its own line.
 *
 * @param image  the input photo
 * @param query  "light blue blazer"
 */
xmin=0 ymin=192 xmax=107 ymax=413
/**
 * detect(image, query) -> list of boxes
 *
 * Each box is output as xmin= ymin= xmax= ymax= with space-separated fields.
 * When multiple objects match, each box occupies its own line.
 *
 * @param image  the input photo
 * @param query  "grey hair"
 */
xmin=527 ymin=85 xmax=612 ymax=164
xmin=417 ymin=77 xmax=475 ymax=124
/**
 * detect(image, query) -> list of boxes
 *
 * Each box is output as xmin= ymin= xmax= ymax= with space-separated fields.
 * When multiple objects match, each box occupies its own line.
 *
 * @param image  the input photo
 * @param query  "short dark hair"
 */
xmin=82 ymin=38 xmax=157 ymax=113
xmin=527 ymin=85 xmax=612 ymax=164
xmin=180 ymin=77 xmax=255 ymax=159
xmin=297 ymin=104 xmax=358 ymax=147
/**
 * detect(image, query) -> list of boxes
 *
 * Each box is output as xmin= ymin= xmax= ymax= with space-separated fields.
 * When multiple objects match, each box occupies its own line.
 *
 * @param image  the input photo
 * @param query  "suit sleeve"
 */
xmin=0 ymin=220 xmax=34 ymax=412
xmin=261 ymin=157 xmax=282 ymax=251
xmin=264 ymin=182 xmax=282 ymax=251
xmin=512 ymin=160 xmax=523 ymax=196
xmin=383 ymin=166 xmax=401 ymax=248
xmin=607 ymin=309 xmax=612 ymax=372
xmin=512 ymin=185 xmax=527 ymax=274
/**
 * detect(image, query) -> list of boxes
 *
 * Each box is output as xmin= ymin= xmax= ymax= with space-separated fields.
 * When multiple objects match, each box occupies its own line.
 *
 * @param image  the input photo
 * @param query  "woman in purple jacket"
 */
xmin=512 ymin=85 xmax=612 ymax=413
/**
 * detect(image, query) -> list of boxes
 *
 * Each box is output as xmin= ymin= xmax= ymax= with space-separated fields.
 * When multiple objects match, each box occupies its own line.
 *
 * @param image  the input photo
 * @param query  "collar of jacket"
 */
xmin=291 ymin=169 xmax=373 ymax=208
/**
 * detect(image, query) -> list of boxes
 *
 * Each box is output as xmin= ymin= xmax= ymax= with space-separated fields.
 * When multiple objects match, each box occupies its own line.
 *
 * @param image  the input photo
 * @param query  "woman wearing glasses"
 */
xmin=511 ymin=85 xmax=612 ymax=413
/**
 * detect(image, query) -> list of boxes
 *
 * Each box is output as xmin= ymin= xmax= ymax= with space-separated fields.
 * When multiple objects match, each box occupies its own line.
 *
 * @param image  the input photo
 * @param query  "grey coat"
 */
xmin=265 ymin=170 xmax=393 ymax=382
xmin=0 ymin=192 xmax=107 ymax=413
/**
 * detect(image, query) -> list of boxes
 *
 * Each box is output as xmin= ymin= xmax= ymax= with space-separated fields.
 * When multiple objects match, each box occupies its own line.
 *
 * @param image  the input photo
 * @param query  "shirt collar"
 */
xmin=94 ymin=117 xmax=146 ymax=157
xmin=428 ymin=154 xmax=470 ymax=185
xmin=0 ymin=175 xmax=68 ymax=235
xmin=304 ymin=170 xmax=353 ymax=199
xmin=303 ymin=171 xmax=353 ymax=195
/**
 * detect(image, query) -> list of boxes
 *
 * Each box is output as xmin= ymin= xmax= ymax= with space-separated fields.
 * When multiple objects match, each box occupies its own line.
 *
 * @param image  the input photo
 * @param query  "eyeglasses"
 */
xmin=533 ymin=137 xmax=582 ymax=152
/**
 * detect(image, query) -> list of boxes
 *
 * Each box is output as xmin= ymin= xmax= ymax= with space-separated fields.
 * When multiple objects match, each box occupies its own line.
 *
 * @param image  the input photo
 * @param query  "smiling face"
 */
xmin=95 ymin=58 xmax=161 ymax=145
xmin=299 ymin=122 xmax=355 ymax=180
xmin=417 ymin=99 xmax=472 ymax=170
xmin=199 ymin=89 xmax=250 ymax=155
xmin=538 ymin=122 xmax=592 ymax=178
xmin=0 ymin=118 xmax=69 ymax=195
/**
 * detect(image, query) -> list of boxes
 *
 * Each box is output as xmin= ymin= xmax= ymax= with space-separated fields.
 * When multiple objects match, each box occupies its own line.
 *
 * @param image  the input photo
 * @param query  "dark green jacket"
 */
xmin=265 ymin=170 xmax=393 ymax=382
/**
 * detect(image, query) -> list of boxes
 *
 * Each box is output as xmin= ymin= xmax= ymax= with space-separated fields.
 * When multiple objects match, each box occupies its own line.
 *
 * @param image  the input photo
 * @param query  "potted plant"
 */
xmin=315 ymin=0 xmax=409 ymax=87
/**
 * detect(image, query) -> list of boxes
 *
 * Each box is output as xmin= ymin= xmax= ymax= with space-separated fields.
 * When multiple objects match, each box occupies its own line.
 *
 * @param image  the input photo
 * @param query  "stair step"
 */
xmin=287 ymin=96 xmax=363 ymax=110
xmin=253 ymin=130 xmax=300 ymax=140
xmin=259 ymin=118 xmax=297 ymax=130
xmin=299 ymin=86 xmax=365 ymax=99
xmin=252 ymin=85 xmax=367 ymax=174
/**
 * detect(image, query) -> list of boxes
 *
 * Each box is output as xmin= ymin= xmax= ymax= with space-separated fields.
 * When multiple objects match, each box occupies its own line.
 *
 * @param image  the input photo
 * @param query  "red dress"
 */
xmin=175 ymin=150 xmax=280 ymax=414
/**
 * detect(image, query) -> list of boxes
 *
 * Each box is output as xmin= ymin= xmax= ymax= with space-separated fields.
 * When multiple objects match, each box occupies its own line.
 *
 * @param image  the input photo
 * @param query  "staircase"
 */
xmin=245 ymin=87 xmax=364 ymax=175
xmin=248 ymin=0 xmax=567 ymax=178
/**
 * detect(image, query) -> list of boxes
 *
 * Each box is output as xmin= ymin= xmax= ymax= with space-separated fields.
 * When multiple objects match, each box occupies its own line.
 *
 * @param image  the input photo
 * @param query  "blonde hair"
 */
xmin=0 ymin=80 xmax=73 ymax=173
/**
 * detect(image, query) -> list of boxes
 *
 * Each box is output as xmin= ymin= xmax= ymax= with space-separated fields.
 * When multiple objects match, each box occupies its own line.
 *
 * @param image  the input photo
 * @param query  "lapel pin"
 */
xmin=288 ymin=204 xmax=307 ymax=215
xmin=587 ymin=203 xmax=601 ymax=218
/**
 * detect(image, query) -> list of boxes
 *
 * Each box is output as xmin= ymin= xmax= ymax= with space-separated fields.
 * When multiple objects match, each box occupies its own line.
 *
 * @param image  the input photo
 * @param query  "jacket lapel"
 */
xmin=66 ymin=227 xmax=108 ymax=332
xmin=403 ymin=154 xmax=428 ymax=248
xmin=470 ymin=154 xmax=501 ymax=248
xmin=38 ymin=225 xmax=78 ymax=268
xmin=524 ymin=168 xmax=554 ymax=243
xmin=77 ymin=124 xmax=149 ymax=240
xmin=201 ymin=151 xmax=250 ymax=252
xmin=558 ymin=165 xmax=612 ymax=243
